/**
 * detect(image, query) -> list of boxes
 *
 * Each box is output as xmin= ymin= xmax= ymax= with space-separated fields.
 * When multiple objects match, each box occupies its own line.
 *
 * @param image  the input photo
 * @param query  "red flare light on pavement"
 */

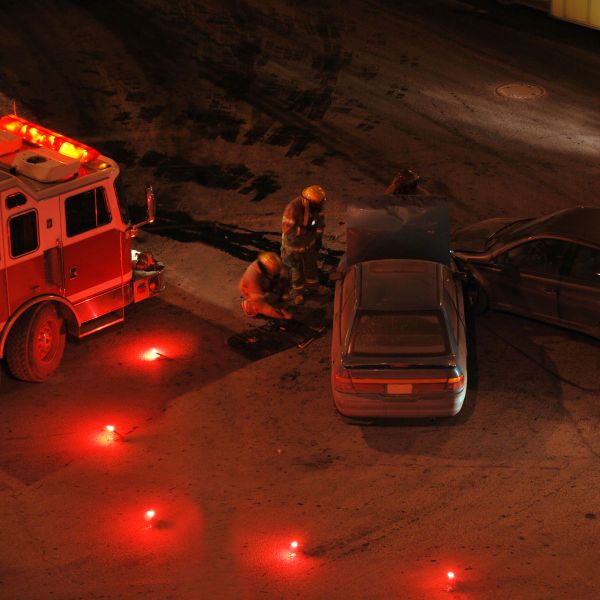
xmin=142 ymin=348 xmax=161 ymax=361
xmin=144 ymin=509 xmax=156 ymax=524
xmin=97 ymin=424 xmax=124 ymax=445
xmin=103 ymin=424 xmax=125 ymax=442
xmin=446 ymin=570 xmax=457 ymax=592
xmin=288 ymin=539 xmax=301 ymax=559
xmin=104 ymin=424 xmax=116 ymax=442
xmin=232 ymin=529 xmax=315 ymax=577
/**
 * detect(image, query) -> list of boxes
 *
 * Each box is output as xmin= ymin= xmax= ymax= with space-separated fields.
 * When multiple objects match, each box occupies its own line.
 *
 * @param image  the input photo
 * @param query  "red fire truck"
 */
xmin=0 ymin=114 xmax=164 ymax=382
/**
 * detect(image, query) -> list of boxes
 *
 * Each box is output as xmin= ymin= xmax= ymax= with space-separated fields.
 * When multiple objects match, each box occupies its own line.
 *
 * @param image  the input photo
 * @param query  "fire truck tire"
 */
xmin=6 ymin=303 xmax=66 ymax=382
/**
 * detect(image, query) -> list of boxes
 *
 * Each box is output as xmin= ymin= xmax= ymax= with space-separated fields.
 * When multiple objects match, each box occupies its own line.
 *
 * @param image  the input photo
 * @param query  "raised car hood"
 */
xmin=452 ymin=217 xmax=517 ymax=253
xmin=346 ymin=195 xmax=450 ymax=266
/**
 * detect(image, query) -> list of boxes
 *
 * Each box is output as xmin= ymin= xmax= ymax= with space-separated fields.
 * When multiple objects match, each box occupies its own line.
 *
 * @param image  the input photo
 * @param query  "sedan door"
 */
xmin=490 ymin=239 xmax=570 ymax=324
xmin=557 ymin=244 xmax=600 ymax=337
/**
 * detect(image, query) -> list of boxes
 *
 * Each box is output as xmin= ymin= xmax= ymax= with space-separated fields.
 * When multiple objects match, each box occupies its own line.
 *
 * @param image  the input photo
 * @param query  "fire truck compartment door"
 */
xmin=0 ymin=207 xmax=8 ymax=329
xmin=61 ymin=186 xmax=124 ymax=303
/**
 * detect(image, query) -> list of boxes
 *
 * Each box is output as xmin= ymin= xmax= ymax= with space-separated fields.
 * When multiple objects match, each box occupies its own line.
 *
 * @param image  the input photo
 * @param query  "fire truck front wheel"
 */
xmin=6 ymin=303 xmax=67 ymax=382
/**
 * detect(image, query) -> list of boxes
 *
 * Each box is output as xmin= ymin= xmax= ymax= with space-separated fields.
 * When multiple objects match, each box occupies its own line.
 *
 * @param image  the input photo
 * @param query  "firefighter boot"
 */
xmin=291 ymin=285 xmax=305 ymax=305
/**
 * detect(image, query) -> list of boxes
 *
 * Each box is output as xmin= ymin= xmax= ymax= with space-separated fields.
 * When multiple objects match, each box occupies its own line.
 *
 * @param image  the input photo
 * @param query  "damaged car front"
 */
xmin=453 ymin=206 xmax=600 ymax=337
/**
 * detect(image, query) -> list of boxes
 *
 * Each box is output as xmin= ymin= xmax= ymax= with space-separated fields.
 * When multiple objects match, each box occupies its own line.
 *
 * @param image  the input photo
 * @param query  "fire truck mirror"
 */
xmin=145 ymin=185 xmax=156 ymax=224
xmin=130 ymin=185 xmax=156 ymax=237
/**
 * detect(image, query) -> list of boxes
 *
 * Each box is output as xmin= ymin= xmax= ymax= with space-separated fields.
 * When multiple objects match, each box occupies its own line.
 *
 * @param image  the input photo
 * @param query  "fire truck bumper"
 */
xmin=132 ymin=265 xmax=165 ymax=303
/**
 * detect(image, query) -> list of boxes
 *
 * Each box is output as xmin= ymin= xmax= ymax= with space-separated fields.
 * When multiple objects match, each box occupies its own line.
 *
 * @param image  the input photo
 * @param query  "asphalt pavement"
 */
xmin=0 ymin=1 xmax=598 ymax=598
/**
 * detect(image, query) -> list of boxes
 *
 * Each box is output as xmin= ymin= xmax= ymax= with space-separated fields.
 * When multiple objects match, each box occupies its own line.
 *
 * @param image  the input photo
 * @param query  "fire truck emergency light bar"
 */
xmin=0 ymin=114 xmax=100 ymax=163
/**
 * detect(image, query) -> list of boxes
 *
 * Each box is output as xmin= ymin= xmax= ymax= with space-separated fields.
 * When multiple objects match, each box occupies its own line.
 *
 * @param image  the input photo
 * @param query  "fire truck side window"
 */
xmin=65 ymin=187 xmax=111 ymax=237
xmin=9 ymin=210 xmax=39 ymax=257
xmin=6 ymin=193 xmax=27 ymax=209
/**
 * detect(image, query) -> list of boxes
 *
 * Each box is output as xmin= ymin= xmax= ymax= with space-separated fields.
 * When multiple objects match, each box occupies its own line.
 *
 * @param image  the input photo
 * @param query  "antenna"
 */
xmin=12 ymin=99 xmax=17 ymax=116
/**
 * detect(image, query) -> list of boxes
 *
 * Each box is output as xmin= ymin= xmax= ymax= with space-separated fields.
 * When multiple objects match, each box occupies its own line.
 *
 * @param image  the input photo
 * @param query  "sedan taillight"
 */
xmin=412 ymin=374 xmax=464 ymax=393
xmin=334 ymin=368 xmax=464 ymax=394
xmin=333 ymin=368 xmax=354 ymax=392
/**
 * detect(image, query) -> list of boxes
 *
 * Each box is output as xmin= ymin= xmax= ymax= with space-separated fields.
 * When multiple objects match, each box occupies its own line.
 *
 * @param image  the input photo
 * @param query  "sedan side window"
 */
xmin=566 ymin=245 xmax=600 ymax=287
xmin=501 ymin=240 xmax=568 ymax=276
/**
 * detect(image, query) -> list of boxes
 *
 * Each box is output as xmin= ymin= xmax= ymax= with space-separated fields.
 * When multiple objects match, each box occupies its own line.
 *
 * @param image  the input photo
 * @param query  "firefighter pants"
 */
xmin=241 ymin=295 xmax=287 ymax=320
xmin=282 ymin=246 xmax=319 ymax=293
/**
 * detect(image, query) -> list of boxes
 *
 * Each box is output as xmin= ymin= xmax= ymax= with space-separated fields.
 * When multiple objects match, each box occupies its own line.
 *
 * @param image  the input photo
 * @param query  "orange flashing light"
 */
xmin=0 ymin=114 xmax=100 ymax=163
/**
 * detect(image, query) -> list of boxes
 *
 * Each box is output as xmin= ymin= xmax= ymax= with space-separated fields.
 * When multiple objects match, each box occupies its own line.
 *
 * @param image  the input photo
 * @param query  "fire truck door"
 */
xmin=0 ymin=197 xmax=8 ymax=328
xmin=60 ymin=184 xmax=123 ymax=303
xmin=2 ymin=189 xmax=62 ymax=314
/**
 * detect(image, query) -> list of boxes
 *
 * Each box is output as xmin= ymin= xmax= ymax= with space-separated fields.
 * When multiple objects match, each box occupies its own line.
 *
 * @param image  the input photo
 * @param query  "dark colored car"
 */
xmin=453 ymin=206 xmax=600 ymax=338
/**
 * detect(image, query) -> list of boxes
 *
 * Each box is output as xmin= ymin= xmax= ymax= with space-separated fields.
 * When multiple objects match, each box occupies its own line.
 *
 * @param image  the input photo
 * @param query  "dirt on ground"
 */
xmin=0 ymin=1 xmax=599 ymax=599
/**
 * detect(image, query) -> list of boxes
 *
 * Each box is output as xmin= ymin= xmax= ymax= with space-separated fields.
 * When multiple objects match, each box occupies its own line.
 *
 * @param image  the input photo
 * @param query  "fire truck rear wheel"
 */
xmin=6 ymin=303 xmax=66 ymax=382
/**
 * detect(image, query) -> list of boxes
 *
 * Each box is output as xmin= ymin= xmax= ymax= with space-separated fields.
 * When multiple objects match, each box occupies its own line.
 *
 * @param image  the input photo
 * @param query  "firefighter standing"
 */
xmin=281 ymin=185 xmax=329 ymax=305
xmin=384 ymin=168 xmax=428 ymax=195
xmin=239 ymin=252 xmax=292 ymax=320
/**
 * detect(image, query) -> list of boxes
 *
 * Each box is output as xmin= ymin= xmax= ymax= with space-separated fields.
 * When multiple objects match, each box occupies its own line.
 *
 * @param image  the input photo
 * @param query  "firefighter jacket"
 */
xmin=239 ymin=261 xmax=286 ymax=301
xmin=281 ymin=196 xmax=325 ymax=252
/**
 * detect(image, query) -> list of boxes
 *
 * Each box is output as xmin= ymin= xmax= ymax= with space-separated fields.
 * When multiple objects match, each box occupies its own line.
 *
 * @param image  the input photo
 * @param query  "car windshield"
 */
xmin=486 ymin=218 xmax=534 ymax=250
xmin=350 ymin=310 xmax=449 ymax=356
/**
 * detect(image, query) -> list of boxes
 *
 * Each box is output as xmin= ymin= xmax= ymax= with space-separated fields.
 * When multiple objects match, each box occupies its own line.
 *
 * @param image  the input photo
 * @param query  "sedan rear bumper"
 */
xmin=332 ymin=388 xmax=466 ymax=418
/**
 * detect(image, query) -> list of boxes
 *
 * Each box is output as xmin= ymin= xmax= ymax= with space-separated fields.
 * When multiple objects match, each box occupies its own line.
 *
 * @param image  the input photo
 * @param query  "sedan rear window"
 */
xmin=350 ymin=311 xmax=449 ymax=356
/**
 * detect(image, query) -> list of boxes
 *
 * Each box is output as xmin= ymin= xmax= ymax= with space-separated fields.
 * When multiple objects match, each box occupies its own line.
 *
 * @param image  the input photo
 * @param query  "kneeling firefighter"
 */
xmin=239 ymin=252 xmax=292 ymax=320
xmin=281 ymin=184 xmax=330 ymax=305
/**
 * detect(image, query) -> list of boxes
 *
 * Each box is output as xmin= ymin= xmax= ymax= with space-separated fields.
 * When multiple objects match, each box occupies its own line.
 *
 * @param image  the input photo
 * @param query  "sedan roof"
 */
xmin=357 ymin=259 xmax=444 ymax=311
xmin=511 ymin=206 xmax=600 ymax=247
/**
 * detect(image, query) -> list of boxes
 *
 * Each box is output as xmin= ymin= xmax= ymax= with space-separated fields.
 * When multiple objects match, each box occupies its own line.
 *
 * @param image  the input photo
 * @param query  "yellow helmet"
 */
xmin=257 ymin=252 xmax=283 ymax=277
xmin=301 ymin=184 xmax=326 ymax=205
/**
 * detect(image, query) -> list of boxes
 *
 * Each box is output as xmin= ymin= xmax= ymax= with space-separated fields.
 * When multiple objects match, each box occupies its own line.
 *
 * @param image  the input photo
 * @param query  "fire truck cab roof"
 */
xmin=0 ymin=114 xmax=119 ymax=201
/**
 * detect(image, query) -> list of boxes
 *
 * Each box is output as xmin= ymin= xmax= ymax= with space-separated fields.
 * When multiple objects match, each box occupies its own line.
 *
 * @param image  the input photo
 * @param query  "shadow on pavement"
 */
xmin=145 ymin=209 xmax=343 ymax=267
xmin=0 ymin=290 xmax=248 ymax=485
xmin=359 ymin=310 xmax=578 ymax=460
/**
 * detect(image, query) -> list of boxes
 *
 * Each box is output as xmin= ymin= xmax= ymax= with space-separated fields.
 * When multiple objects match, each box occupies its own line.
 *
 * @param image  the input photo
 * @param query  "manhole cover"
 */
xmin=496 ymin=83 xmax=546 ymax=100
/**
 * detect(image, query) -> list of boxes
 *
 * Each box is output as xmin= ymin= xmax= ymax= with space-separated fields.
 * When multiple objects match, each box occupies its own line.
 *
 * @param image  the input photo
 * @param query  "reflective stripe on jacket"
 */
xmin=281 ymin=196 xmax=324 ymax=251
